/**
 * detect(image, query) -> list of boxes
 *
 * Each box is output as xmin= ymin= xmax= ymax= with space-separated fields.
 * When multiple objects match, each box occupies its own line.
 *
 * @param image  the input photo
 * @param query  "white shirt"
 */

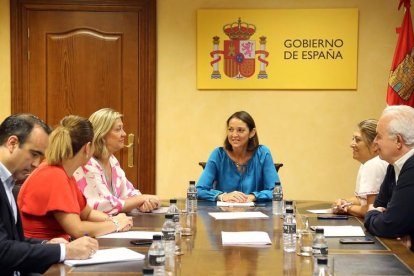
xmin=0 ymin=162 xmax=18 ymax=223
xmin=393 ymin=147 xmax=414 ymax=183
xmin=354 ymin=155 xmax=388 ymax=206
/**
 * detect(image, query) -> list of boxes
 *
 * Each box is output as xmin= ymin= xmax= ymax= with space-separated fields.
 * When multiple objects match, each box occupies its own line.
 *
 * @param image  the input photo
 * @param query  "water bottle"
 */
xmin=186 ymin=180 xmax=197 ymax=213
xmin=161 ymin=214 xmax=176 ymax=256
xmin=272 ymin=182 xmax=283 ymax=215
xmin=283 ymin=208 xmax=297 ymax=252
xmin=312 ymin=228 xmax=328 ymax=258
xmin=147 ymin=234 xmax=165 ymax=276
xmin=313 ymin=257 xmax=329 ymax=276
xmin=283 ymin=251 xmax=297 ymax=276
xmin=167 ymin=199 xmax=181 ymax=235
xmin=283 ymin=200 xmax=294 ymax=218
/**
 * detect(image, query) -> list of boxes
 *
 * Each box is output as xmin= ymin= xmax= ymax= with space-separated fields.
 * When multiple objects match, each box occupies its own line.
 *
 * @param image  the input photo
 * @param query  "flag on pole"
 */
xmin=387 ymin=0 xmax=414 ymax=106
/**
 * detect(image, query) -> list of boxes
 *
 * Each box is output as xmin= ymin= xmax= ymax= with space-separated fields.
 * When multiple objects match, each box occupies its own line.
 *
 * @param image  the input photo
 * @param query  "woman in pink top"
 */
xmin=74 ymin=108 xmax=159 ymax=215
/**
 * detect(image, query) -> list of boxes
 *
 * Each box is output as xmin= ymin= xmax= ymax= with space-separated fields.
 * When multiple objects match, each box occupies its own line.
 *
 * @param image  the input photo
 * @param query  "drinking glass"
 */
xmin=298 ymin=229 xmax=313 ymax=257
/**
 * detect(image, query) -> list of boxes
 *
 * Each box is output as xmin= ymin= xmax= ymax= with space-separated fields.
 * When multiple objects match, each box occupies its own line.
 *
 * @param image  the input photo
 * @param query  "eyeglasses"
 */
xmin=227 ymin=127 xmax=247 ymax=135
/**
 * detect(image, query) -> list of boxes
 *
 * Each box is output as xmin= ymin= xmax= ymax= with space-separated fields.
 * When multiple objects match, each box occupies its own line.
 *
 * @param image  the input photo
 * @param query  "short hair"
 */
xmin=357 ymin=119 xmax=378 ymax=147
xmin=224 ymin=111 xmax=259 ymax=152
xmin=382 ymin=105 xmax=414 ymax=147
xmin=89 ymin=108 xmax=123 ymax=159
xmin=0 ymin=113 xmax=51 ymax=146
xmin=46 ymin=115 xmax=93 ymax=165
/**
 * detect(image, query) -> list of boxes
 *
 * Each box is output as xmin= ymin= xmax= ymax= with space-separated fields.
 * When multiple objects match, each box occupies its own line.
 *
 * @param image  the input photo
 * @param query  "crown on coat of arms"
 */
xmin=223 ymin=18 xmax=256 ymax=40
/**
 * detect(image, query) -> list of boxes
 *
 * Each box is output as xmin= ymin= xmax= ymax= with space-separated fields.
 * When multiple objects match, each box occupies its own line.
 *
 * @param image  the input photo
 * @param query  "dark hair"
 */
xmin=224 ymin=111 xmax=259 ymax=151
xmin=0 ymin=113 xmax=51 ymax=146
xmin=46 ymin=115 xmax=93 ymax=165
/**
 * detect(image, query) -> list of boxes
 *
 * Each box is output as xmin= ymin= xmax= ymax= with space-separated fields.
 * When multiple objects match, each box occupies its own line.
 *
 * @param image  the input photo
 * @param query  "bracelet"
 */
xmin=111 ymin=219 xmax=120 ymax=232
xmin=219 ymin=193 xmax=227 ymax=202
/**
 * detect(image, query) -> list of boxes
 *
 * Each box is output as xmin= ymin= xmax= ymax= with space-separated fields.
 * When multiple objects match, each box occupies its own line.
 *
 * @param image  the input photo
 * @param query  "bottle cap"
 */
xmin=189 ymin=180 xmax=196 ymax=185
xmin=165 ymin=214 xmax=174 ymax=219
xmin=170 ymin=199 xmax=177 ymax=204
xmin=153 ymin=234 xmax=162 ymax=240
xmin=275 ymin=182 xmax=281 ymax=186
xmin=285 ymin=200 xmax=293 ymax=205
xmin=317 ymin=257 xmax=328 ymax=265
xmin=142 ymin=267 xmax=154 ymax=274
xmin=315 ymin=228 xmax=324 ymax=234
xmin=286 ymin=208 xmax=294 ymax=214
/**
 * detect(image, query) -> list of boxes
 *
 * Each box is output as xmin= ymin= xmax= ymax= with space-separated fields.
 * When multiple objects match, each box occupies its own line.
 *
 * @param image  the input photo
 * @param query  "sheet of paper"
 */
xmin=98 ymin=231 xmax=162 ymax=239
xmin=129 ymin=206 xmax=169 ymax=214
xmin=147 ymin=206 xmax=169 ymax=214
xmin=208 ymin=211 xmax=268 ymax=220
xmin=311 ymin=225 xmax=365 ymax=237
xmin=307 ymin=209 xmax=332 ymax=214
xmin=64 ymin=247 xmax=145 ymax=266
xmin=217 ymin=201 xmax=255 ymax=207
xmin=221 ymin=231 xmax=272 ymax=246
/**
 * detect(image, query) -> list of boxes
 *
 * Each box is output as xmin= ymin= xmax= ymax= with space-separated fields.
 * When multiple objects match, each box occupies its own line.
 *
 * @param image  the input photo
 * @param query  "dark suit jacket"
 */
xmin=364 ymin=154 xmax=414 ymax=251
xmin=0 ymin=179 xmax=60 ymax=275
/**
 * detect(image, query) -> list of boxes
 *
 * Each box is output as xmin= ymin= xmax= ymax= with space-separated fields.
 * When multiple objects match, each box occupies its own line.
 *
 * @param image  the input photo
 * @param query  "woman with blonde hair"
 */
xmin=74 ymin=108 xmax=159 ymax=214
xmin=332 ymin=119 xmax=388 ymax=217
xmin=18 ymin=115 xmax=132 ymax=241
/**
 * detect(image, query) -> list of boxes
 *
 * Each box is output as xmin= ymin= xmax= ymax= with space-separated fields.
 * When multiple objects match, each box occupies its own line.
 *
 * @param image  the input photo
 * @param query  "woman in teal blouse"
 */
xmin=196 ymin=111 xmax=280 ymax=202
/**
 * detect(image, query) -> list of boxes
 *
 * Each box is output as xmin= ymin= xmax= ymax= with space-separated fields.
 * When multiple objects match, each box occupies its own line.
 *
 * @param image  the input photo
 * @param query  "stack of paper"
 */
xmin=208 ymin=211 xmax=268 ymax=220
xmin=98 ymin=231 xmax=162 ymax=239
xmin=311 ymin=225 xmax=365 ymax=237
xmin=64 ymin=247 xmax=145 ymax=266
xmin=307 ymin=209 xmax=332 ymax=214
xmin=217 ymin=201 xmax=255 ymax=207
xmin=221 ymin=231 xmax=272 ymax=246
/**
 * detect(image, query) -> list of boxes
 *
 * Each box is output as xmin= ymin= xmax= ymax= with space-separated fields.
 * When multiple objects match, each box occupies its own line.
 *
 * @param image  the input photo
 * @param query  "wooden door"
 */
xmin=11 ymin=0 xmax=156 ymax=194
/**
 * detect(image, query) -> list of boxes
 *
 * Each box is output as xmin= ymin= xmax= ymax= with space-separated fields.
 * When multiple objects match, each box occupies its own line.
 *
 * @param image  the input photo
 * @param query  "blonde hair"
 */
xmin=46 ymin=115 xmax=93 ymax=165
xmin=358 ymin=119 xmax=378 ymax=147
xmin=89 ymin=108 xmax=123 ymax=159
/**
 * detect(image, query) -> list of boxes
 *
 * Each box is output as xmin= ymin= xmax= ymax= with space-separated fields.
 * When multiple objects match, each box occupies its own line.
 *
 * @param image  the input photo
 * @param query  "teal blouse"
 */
xmin=196 ymin=145 xmax=280 ymax=202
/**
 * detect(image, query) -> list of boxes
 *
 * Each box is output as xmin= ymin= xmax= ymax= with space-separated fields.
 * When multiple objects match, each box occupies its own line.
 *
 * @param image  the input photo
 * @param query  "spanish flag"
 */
xmin=387 ymin=0 xmax=414 ymax=106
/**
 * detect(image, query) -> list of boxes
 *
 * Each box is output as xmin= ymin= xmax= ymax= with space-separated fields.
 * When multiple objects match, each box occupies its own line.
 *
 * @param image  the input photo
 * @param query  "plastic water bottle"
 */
xmin=283 ymin=208 xmax=297 ymax=252
xmin=148 ymin=234 xmax=165 ymax=276
xmin=312 ymin=228 xmax=328 ymax=258
xmin=161 ymin=214 xmax=176 ymax=256
xmin=272 ymin=182 xmax=283 ymax=215
xmin=186 ymin=180 xmax=197 ymax=213
xmin=167 ymin=199 xmax=181 ymax=235
xmin=313 ymin=257 xmax=329 ymax=276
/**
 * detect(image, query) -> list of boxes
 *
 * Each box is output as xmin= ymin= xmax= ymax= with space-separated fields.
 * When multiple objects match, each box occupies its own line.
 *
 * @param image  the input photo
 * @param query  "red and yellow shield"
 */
xmin=224 ymin=40 xmax=256 ymax=79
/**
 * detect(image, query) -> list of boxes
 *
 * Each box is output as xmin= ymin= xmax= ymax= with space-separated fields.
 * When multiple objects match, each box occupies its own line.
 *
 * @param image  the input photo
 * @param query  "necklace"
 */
xmin=234 ymin=161 xmax=247 ymax=174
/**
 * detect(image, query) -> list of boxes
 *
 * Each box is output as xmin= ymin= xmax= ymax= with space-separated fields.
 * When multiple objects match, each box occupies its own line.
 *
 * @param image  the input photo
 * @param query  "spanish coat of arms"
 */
xmin=210 ymin=18 xmax=269 ymax=80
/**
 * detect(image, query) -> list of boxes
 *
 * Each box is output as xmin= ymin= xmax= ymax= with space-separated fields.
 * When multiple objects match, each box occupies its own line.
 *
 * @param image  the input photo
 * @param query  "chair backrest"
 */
xmin=198 ymin=161 xmax=283 ymax=172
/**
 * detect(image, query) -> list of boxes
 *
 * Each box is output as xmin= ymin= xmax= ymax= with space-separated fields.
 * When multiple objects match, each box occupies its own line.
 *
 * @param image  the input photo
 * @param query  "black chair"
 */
xmin=198 ymin=161 xmax=283 ymax=172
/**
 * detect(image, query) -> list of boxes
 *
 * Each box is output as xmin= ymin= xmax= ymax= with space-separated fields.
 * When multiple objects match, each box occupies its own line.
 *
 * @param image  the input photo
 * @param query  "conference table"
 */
xmin=45 ymin=200 xmax=414 ymax=275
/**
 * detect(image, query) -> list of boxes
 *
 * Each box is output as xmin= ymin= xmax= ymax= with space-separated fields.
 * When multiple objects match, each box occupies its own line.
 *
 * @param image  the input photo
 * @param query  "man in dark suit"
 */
xmin=364 ymin=105 xmax=414 ymax=251
xmin=0 ymin=114 xmax=98 ymax=275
